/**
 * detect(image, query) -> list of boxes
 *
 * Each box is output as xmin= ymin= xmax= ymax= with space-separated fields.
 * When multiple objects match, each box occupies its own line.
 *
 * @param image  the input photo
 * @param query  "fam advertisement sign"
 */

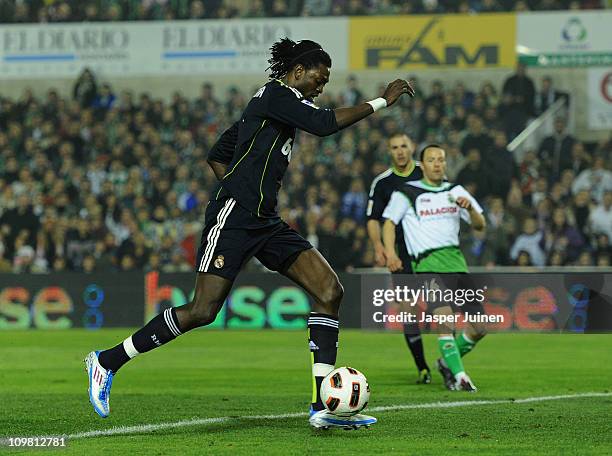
xmin=0 ymin=18 xmax=348 ymax=79
xmin=517 ymin=11 xmax=612 ymax=67
xmin=349 ymin=14 xmax=516 ymax=70
xmin=587 ymin=68 xmax=612 ymax=130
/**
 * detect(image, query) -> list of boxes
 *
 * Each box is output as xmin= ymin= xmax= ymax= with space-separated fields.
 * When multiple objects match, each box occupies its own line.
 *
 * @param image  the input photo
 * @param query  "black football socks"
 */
xmin=403 ymin=322 xmax=430 ymax=372
xmin=307 ymin=312 xmax=339 ymax=412
xmin=98 ymin=308 xmax=182 ymax=372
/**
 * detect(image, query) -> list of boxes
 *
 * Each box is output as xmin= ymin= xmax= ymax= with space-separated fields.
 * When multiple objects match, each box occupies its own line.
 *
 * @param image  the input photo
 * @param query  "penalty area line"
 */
xmin=6 ymin=392 xmax=611 ymax=441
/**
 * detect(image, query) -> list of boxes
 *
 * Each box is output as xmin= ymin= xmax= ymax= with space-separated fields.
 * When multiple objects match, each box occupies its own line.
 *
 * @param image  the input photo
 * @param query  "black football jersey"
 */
xmin=366 ymin=163 xmax=423 ymax=271
xmin=208 ymin=79 xmax=338 ymax=218
xmin=366 ymin=163 xmax=423 ymax=222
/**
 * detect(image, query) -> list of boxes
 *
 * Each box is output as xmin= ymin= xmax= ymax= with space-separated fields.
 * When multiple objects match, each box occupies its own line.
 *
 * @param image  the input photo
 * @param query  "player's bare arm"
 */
xmin=366 ymin=220 xmax=387 ymax=267
xmin=208 ymin=160 xmax=228 ymax=180
xmin=382 ymin=219 xmax=403 ymax=272
xmin=456 ymin=197 xmax=486 ymax=231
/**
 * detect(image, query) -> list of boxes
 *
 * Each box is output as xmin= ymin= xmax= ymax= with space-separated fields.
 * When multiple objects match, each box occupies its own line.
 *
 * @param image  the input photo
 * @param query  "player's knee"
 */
xmin=473 ymin=326 xmax=487 ymax=340
xmin=322 ymin=276 xmax=344 ymax=313
xmin=187 ymin=300 xmax=221 ymax=327
xmin=468 ymin=324 xmax=487 ymax=340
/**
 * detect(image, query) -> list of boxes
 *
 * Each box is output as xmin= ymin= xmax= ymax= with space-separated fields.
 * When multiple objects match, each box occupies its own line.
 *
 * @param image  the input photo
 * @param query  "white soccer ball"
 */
xmin=320 ymin=367 xmax=370 ymax=417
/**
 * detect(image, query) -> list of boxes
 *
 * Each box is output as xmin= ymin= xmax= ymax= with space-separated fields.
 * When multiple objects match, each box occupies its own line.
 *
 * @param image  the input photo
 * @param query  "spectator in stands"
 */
xmin=456 ymin=148 xmax=491 ymax=199
xmin=571 ymin=189 xmax=591 ymax=240
xmin=461 ymin=115 xmax=492 ymax=155
xmin=545 ymin=207 xmax=585 ymax=263
xmin=93 ymin=84 xmax=116 ymax=112
xmin=0 ymin=240 xmax=12 ymax=273
xmin=534 ymin=76 xmax=569 ymax=115
xmin=443 ymin=144 xmax=466 ymax=181
xmin=73 ymin=68 xmax=98 ymax=108
xmin=243 ymin=0 xmax=267 ymax=17
xmin=0 ymin=194 xmax=39 ymax=260
xmin=485 ymin=130 xmax=517 ymax=199
xmin=515 ymin=250 xmax=534 ymax=267
xmin=563 ymin=141 xmax=591 ymax=176
xmin=66 ymin=218 xmax=96 ymax=270
xmin=83 ymin=254 xmax=97 ymax=273
xmin=189 ymin=0 xmax=207 ymax=19
xmin=539 ymin=117 xmax=575 ymax=181
xmin=486 ymin=196 xmax=516 ymax=265
xmin=461 ymin=228 xmax=496 ymax=267
xmin=341 ymin=75 xmax=364 ymax=106
xmin=589 ymin=191 xmax=612 ymax=241
xmin=502 ymin=62 xmax=535 ymax=129
xmin=593 ymin=233 xmax=610 ymax=265
xmin=572 ymin=156 xmax=612 ymax=203
xmin=341 ymin=179 xmax=367 ymax=223
xmin=346 ymin=0 xmax=370 ymax=15
xmin=0 ymin=69 xmax=607 ymax=273
xmin=510 ymin=218 xmax=546 ymax=267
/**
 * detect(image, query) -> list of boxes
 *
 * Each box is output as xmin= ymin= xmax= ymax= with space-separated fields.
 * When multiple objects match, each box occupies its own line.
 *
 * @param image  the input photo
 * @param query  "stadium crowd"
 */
xmin=0 ymin=67 xmax=610 ymax=274
xmin=0 ymin=0 xmax=607 ymax=23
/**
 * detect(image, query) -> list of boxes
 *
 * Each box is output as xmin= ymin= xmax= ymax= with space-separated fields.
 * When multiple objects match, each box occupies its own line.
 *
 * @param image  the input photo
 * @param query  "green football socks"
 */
xmin=455 ymin=331 xmax=477 ymax=357
xmin=438 ymin=336 xmax=465 ymax=376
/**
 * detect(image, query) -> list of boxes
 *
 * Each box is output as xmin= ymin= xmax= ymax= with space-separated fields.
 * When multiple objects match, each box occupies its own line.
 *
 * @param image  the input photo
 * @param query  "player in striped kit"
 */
xmin=366 ymin=133 xmax=431 ymax=384
xmin=382 ymin=145 xmax=487 ymax=391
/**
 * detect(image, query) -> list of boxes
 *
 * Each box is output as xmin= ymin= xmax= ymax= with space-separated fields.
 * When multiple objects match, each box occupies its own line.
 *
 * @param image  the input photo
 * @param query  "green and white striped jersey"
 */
xmin=382 ymin=180 xmax=483 ymax=259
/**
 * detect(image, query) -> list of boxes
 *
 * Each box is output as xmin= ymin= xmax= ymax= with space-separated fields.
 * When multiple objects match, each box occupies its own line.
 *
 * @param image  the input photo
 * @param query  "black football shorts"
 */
xmin=195 ymin=196 xmax=312 ymax=281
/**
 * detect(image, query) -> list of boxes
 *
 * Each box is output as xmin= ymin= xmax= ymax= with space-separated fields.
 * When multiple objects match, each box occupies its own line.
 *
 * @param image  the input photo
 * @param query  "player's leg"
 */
xmin=454 ymin=276 xmax=487 ymax=358
xmin=282 ymin=248 xmax=343 ymax=412
xmin=432 ymin=305 xmax=464 ymax=383
xmin=98 ymin=272 xmax=232 ymax=373
xmin=86 ymin=272 xmax=232 ymax=417
xmin=97 ymin=196 xmax=241 ymax=373
xmin=456 ymin=322 xmax=486 ymax=358
xmin=396 ymin=247 xmax=430 ymax=381
xmin=86 ymin=196 xmax=242 ymax=417
xmin=397 ymin=289 xmax=430 ymax=382
xmin=403 ymin=321 xmax=430 ymax=383
xmin=282 ymin=248 xmax=376 ymax=428
xmin=257 ymin=226 xmax=375 ymax=428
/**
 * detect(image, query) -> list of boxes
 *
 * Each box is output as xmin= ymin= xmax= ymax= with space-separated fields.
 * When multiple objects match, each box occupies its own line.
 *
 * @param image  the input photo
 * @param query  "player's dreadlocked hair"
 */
xmin=267 ymin=37 xmax=332 ymax=78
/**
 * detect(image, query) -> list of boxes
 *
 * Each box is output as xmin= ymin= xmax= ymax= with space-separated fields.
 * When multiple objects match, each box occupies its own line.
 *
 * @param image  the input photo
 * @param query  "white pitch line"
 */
xmin=3 ymin=392 xmax=610 ymax=442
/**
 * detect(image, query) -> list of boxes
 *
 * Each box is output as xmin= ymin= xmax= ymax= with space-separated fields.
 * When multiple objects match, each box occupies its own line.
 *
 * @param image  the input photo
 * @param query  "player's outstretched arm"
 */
xmin=334 ymin=79 xmax=415 ymax=130
xmin=366 ymin=220 xmax=387 ymax=267
xmin=382 ymin=219 xmax=403 ymax=272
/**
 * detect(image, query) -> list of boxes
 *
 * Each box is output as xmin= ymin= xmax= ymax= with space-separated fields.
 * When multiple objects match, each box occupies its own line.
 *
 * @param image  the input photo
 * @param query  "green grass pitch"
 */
xmin=1 ymin=330 xmax=611 ymax=455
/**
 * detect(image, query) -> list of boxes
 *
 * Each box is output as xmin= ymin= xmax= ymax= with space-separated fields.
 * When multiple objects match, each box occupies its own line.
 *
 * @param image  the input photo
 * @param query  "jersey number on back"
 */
xmin=281 ymin=138 xmax=293 ymax=162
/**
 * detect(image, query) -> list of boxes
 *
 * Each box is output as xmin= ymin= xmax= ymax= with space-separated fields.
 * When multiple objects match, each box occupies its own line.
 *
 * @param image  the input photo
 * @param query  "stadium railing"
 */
xmin=507 ymin=97 xmax=567 ymax=162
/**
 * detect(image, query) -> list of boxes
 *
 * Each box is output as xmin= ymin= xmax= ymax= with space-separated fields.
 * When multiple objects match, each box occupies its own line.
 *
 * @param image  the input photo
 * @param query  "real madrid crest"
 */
xmin=448 ymin=194 xmax=455 ymax=204
xmin=214 ymin=255 xmax=224 ymax=269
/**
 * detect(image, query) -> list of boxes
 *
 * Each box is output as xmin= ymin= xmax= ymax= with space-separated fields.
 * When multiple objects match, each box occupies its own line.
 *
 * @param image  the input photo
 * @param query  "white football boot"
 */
xmin=454 ymin=372 xmax=477 ymax=392
xmin=84 ymin=351 xmax=114 ymax=418
xmin=309 ymin=407 xmax=377 ymax=430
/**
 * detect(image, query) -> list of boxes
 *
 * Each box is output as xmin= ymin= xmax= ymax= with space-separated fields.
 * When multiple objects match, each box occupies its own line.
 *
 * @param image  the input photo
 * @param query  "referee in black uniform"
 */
xmin=366 ymin=133 xmax=431 ymax=383
xmin=87 ymin=37 xmax=415 ymax=428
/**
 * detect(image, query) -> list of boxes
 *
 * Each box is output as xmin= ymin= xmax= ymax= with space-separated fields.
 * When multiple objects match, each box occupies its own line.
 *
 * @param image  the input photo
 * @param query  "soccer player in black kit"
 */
xmin=366 ymin=133 xmax=431 ymax=384
xmin=85 ymin=38 xmax=415 ymax=429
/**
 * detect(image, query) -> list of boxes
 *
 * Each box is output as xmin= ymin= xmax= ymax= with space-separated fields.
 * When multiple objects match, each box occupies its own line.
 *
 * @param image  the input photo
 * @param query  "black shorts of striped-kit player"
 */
xmin=196 ymin=196 xmax=313 ymax=280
